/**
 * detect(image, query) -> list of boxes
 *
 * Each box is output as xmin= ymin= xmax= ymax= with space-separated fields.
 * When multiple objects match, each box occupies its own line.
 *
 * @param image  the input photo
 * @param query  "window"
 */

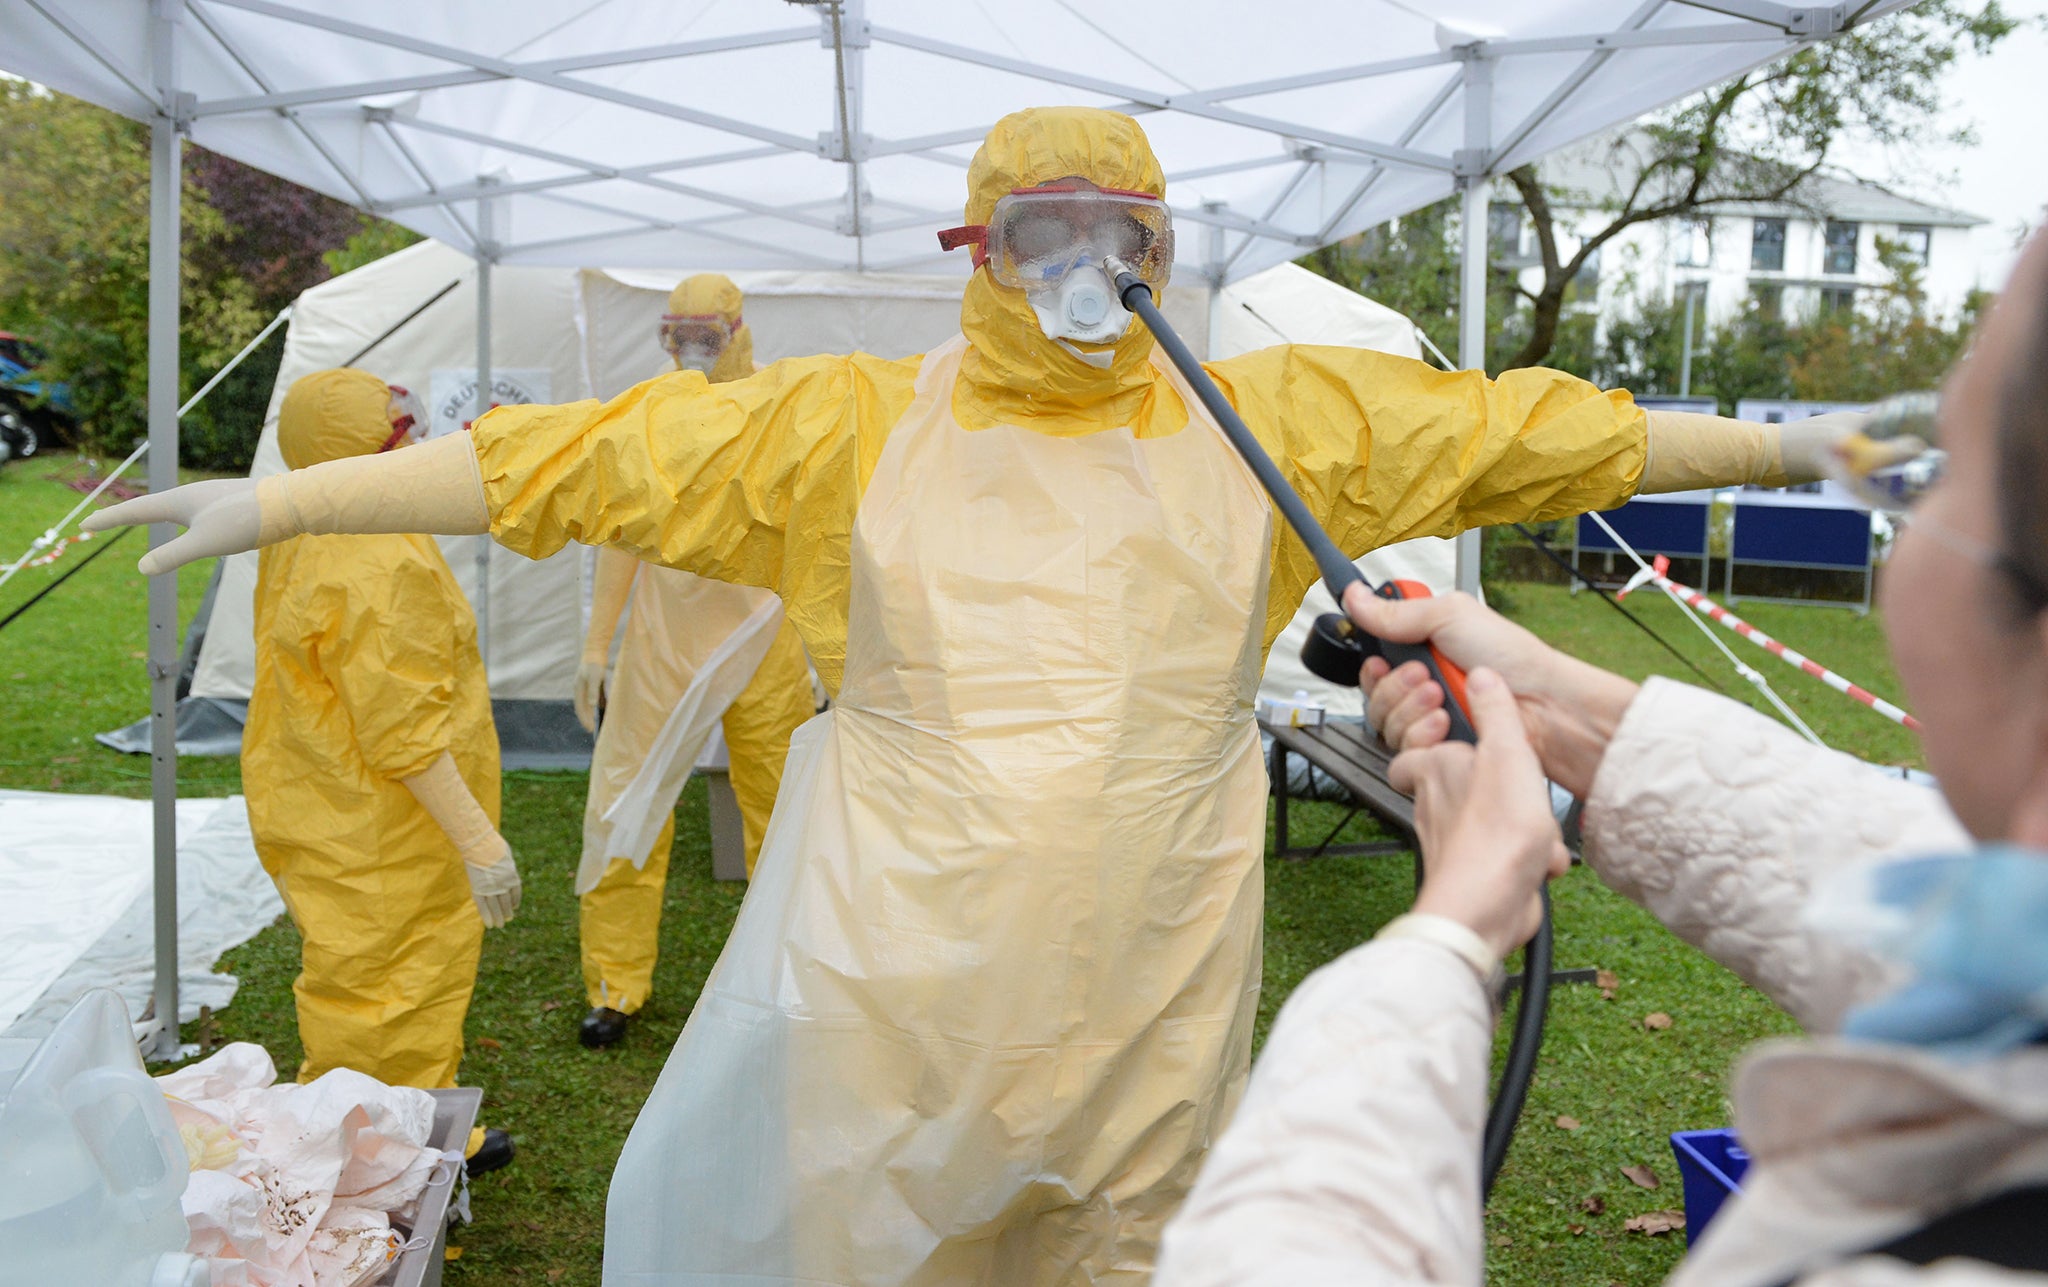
xmin=1751 ymin=217 xmax=1786 ymax=272
xmin=1823 ymin=220 xmax=1860 ymax=275
xmin=1487 ymin=203 xmax=1523 ymax=259
xmin=1676 ymin=218 xmax=1712 ymax=267
xmin=1896 ymin=224 xmax=1932 ymax=267
xmin=1820 ymin=285 xmax=1857 ymax=313
xmin=1750 ymin=283 xmax=1783 ymax=318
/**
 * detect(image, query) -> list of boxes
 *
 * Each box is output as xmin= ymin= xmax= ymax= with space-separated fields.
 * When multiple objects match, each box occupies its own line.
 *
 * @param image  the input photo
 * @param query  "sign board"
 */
xmin=428 ymin=368 xmax=553 ymax=438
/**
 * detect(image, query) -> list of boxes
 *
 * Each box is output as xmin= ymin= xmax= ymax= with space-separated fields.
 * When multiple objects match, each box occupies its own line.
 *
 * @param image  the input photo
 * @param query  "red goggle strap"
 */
xmin=936 ymin=225 xmax=989 ymax=269
xmin=378 ymin=417 xmax=415 ymax=453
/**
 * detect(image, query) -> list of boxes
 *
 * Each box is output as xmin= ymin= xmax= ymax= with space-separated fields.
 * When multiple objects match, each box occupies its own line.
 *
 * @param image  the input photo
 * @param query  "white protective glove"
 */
xmin=1778 ymin=410 xmax=1875 ymax=486
xmin=83 ymin=432 xmax=490 ymax=575
xmin=83 ymin=477 xmax=264 ymax=576
xmin=573 ymin=659 xmax=607 ymax=734
xmin=399 ymin=751 xmax=521 ymax=929
xmin=464 ymin=839 xmax=523 ymax=930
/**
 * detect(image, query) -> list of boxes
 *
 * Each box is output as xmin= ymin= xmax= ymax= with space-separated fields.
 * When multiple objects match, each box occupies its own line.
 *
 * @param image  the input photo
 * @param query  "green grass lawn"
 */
xmin=1 ymin=458 xmax=1926 ymax=1284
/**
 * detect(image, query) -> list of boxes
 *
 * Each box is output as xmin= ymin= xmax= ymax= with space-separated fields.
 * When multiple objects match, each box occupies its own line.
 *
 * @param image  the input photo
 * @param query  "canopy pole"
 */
xmin=1453 ymin=46 xmax=1494 ymax=598
xmin=145 ymin=0 xmax=187 ymax=1063
xmin=473 ymin=180 xmax=496 ymax=666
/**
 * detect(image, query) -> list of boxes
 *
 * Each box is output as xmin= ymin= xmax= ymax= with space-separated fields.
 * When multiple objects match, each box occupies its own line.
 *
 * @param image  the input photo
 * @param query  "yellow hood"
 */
xmin=667 ymin=273 xmax=756 ymax=384
xmin=955 ymin=107 xmax=1182 ymax=437
xmin=278 ymin=367 xmax=395 ymax=470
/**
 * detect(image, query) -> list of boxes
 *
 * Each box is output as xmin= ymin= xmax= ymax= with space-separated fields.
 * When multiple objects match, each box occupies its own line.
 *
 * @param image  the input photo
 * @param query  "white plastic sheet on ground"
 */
xmin=0 ymin=791 xmax=282 ymax=1041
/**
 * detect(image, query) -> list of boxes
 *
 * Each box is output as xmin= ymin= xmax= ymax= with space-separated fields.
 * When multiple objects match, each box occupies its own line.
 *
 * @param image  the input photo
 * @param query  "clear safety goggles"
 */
xmin=659 ymin=313 xmax=738 ymax=365
xmin=380 ymin=383 xmax=425 ymax=452
xmin=939 ymin=182 xmax=1174 ymax=291
xmin=1831 ymin=391 xmax=1944 ymax=511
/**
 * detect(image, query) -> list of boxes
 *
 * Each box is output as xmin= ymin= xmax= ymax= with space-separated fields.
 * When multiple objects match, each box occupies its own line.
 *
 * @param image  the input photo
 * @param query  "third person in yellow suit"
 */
xmin=573 ymin=274 xmax=813 ymax=1049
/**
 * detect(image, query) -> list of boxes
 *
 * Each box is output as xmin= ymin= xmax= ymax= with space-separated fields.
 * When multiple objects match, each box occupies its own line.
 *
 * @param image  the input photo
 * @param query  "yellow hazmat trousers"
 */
xmin=245 ymin=368 xmax=499 ymax=1089
xmin=469 ymin=109 xmax=1649 ymax=1282
xmin=578 ymin=273 xmax=815 ymax=1016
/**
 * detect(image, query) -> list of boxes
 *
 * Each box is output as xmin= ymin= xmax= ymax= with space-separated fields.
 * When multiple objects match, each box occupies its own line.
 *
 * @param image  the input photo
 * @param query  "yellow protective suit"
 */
xmin=245 ymin=368 xmax=499 ymax=1089
xmin=468 ymin=108 xmax=1646 ymax=1281
xmin=577 ymin=278 xmax=815 ymax=1016
xmin=578 ymin=275 xmax=814 ymax=1017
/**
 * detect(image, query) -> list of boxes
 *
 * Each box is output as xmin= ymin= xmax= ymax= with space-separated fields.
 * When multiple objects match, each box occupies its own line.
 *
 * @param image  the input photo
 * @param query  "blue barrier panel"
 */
xmin=1730 ymin=498 xmax=1870 ymax=569
xmin=1727 ymin=489 xmax=1874 ymax=610
xmin=1574 ymin=493 xmax=1713 ymax=558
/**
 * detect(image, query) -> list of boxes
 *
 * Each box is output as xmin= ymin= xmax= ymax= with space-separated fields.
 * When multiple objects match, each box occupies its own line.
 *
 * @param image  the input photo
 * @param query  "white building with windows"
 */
xmin=1492 ymin=132 xmax=1987 ymax=334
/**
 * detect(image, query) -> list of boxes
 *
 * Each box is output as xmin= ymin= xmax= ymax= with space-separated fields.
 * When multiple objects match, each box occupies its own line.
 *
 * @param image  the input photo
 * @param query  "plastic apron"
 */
xmin=603 ymin=336 xmax=1271 ymax=1285
xmin=578 ymin=567 xmax=785 ymax=894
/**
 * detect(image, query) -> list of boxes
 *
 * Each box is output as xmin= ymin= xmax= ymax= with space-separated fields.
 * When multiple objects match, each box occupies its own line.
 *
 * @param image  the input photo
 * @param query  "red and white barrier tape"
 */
xmin=1622 ymin=555 xmax=1919 ymax=731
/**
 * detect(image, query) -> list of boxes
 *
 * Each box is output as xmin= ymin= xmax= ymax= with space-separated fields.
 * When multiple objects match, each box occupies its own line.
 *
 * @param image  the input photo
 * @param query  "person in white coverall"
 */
xmin=573 ymin=273 xmax=813 ymax=1050
xmin=1158 ymin=224 xmax=2048 ymax=1287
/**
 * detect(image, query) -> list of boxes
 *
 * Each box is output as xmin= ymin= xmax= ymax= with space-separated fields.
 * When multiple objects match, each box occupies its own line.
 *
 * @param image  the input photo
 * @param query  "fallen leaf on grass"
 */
xmin=1555 ymin=1115 xmax=1581 ymax=1130
xmin=1491 ymin=1234 xmax=1512 ymax=1247
xmin=445 ymin=1246 xmax=464 ymax=1261
xmin=1625 ymin=1210 xmax=1686 ymax=1236
xmin=1580 ymin=1195 xmax=1606 ymax=1215
xmin=1620 ymin=1164 xmax=1660 ymax=1189
xmin=1567 ymin=1223 xmax=1587 ymax=1236
xmin=1643 ymin=1012 xmax=1673 ymax=1031
xmin=542 ymin=1000 xmax=565 ymax=1012
xmin=1595 ymin=968 xmax=1618 ymax=1000
xmin=475 ymin=1036 xmax=504 ymax=1053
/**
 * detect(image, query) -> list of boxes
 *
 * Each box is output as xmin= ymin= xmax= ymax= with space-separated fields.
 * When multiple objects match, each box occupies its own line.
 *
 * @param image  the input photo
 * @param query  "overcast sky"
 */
xmin=1850 ymin=0 xmax=2048 ymax=290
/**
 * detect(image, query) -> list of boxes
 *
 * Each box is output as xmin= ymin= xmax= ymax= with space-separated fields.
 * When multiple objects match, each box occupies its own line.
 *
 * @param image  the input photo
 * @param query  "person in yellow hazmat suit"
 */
xmin=243 ymin=368 xmax=520 ymax=1176
xmin=573 ymin=273 xmax=814 ymax=1050
xmin=94 ymin=108 xmax=1872 ymax=1282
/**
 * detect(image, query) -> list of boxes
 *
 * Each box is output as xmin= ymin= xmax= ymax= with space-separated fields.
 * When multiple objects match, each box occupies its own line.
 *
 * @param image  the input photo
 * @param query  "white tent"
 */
xmin=187 ymin=239 xmax=1428 ymax=714
xmin=0 ymin=0 xmax=1910 ymax=1056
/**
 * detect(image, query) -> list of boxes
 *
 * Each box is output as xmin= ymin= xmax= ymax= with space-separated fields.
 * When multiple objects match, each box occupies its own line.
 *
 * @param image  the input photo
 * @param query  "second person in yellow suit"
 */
xmin=243 ymin=367 xmax=519 ymax=1175
xmin=94 ymin=107 xmax=1859 ymax=1283
xmin=573 ymin=274 xmax=813 ymax=1050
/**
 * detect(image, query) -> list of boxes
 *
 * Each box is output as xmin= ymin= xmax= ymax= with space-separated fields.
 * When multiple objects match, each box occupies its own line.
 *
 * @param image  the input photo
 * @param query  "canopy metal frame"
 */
xmin=6 ymin=0 xmax=1901 ymax=1058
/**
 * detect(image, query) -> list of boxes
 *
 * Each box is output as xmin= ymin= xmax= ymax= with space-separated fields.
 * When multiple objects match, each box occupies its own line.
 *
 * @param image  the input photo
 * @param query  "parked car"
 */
xmin=0 ymin=332 xmax=77 ymax=457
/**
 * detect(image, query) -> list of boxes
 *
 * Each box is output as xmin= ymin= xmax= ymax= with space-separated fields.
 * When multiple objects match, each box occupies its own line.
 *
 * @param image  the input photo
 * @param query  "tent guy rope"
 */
xmin=1621 ymin=553 xmax=1921 ymax=731
xmin=1584 ymin=509 xmax=1826 ymax=747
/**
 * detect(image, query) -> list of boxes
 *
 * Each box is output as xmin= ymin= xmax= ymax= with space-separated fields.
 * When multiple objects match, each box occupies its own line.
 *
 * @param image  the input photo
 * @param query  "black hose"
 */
xmin=1482 ymin=885 xmax=1553 ymax=1194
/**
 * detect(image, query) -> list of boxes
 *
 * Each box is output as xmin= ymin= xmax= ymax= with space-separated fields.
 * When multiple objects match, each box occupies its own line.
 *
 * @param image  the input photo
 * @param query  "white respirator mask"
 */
xmin=938 ymin=180 xmax=1174 ymax=369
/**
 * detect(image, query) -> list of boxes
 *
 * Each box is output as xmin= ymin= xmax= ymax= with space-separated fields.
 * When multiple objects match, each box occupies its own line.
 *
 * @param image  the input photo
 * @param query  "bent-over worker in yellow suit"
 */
xmin=97 ymin=107 xmax=1866 ymax=1283
xmin=573 ymin=273 xmax=813 ymax=1050
xmin=243 ymin=367 xmax=520 ymax=1175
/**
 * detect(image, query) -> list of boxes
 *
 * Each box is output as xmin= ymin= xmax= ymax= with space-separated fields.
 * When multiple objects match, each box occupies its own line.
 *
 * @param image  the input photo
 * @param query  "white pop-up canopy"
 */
xmin=11 ymin=1 xmax=1907 ymax=282
xmin=0 ymin=0 xmax=1910 ymax=1057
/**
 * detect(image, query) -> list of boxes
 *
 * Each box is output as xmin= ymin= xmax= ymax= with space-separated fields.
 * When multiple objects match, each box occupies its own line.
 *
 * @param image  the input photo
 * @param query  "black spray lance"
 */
xmin=1103 ymin=256 xmax=1477 ymax=743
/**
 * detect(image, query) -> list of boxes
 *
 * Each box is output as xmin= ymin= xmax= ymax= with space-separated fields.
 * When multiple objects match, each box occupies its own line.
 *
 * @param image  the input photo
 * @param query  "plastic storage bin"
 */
xmin=379 ymin=1086 xmax=481 ymax=1287
xmin=1670 ymin=1127 xmax=1751 ymax=1243
xmin=0 ymin=989 xmax=207 ymax=1287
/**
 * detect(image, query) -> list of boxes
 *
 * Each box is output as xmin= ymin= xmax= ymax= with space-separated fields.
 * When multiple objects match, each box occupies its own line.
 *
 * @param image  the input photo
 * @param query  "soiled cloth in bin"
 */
xmin=157 ymin=1042 xmax=443 ymax=1287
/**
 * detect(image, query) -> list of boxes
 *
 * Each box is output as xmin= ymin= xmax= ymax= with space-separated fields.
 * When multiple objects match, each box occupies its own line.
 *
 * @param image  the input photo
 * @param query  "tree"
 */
xmin=1498 ymin=1 xmax=2016 ymax=370
xmin=0 ymin=83 xmax=418 ymax=469
xmin=0 ymin=80 xmax=266 ymax=461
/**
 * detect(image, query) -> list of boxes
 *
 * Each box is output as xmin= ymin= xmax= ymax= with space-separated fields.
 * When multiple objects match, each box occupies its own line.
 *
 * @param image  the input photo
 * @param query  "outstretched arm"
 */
xmin=86 ymin=355 xmax=919 ymax=592
xmin=84 ymin=431 xmax=488 ymax=575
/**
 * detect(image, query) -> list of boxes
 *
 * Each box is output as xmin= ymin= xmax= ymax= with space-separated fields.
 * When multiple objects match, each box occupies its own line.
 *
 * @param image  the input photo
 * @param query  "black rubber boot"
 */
xmin=465 ymin=1127 xmax=516 ymax=1177
xmin=579 ymin=1006 xmax=630 ymax=1049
